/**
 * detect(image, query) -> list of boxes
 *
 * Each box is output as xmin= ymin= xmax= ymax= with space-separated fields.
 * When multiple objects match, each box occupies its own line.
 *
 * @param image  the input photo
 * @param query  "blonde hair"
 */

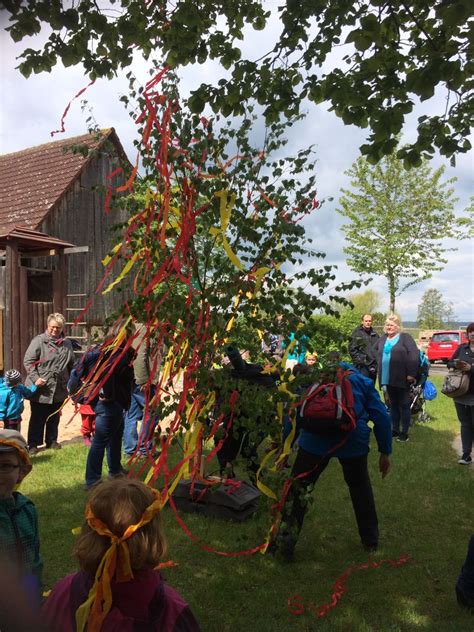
xmin=384 ymin=314 xmax=401 ymax=333
xmin=47 ymin=313 xmax=66 ymax=328
xmin=74 ymin=478 xmax=167 ymax=575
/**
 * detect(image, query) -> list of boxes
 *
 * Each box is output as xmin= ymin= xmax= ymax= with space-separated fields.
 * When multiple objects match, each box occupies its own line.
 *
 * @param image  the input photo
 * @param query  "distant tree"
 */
xmin=337 ymin=152 xmax=472 ymax=312
xmin=417 ymin=288 xmax=457 ymax=329
xmin=348 ymin=289 xmax=381 ymax=315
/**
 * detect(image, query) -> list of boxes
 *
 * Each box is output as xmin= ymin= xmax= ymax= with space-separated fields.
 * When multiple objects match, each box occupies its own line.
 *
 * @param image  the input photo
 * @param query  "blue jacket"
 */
xmin=287 ymin=363 xmax=392 ymax=458
xmin=0 ymin=379 xmax=37 ymax=420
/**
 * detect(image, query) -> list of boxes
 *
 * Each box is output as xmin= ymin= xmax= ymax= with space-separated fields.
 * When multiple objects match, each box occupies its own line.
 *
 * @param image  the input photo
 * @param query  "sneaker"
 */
xmin=82 ymin=436 xmax=92 ymax=447
xmin=47 ymin=441 xmax=62 ymax=450
xmin=29 ymin=446 xmax=39 ymax=456
xmin=392 ymin=430 xmax=400 ymax=438
xmin=396 ymin=434 xmax=409 ymax=443
xmin=458 ymin=455 xmax=472 ymax=465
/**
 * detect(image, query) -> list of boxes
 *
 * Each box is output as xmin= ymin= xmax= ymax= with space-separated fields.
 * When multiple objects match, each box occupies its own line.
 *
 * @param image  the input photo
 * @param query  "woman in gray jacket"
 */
xmin=23 ymin=313 xmax=75 ymax=454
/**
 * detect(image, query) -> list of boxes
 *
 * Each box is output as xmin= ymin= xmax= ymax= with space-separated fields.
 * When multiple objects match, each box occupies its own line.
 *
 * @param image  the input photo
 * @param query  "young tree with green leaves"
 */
xmin=2 ymin=0 xmax=473 ymax=165
xmin=417 ymin=288 xmax=457 ymax=329
xmin=337 ymin=152 xmax=471 ymax=313
xmin=348 ymin=289 xmax=382 ymax=315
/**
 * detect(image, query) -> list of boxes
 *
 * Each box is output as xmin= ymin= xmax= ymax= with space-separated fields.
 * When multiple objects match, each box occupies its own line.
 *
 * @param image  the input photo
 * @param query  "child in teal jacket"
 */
xmin=0 ymin=369 xmax=45 ymax=432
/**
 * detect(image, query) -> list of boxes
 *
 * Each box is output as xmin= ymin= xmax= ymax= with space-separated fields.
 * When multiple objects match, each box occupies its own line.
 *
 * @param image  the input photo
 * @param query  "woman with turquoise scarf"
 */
xmin=375 ymin=315 xmax=419 ymax=442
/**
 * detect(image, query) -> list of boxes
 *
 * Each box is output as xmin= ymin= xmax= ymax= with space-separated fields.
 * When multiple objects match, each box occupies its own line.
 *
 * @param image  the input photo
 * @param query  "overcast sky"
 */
xmin=1 ymin=9 xmax=472 ymax=321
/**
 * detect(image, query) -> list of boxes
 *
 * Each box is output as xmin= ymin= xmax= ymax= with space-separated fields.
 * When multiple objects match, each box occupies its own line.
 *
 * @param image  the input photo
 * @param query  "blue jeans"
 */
xmin=386 ymin=385 xmax=411 ymax=436
xmin=85 ymin=400 xmax=125 ymax=488
xmin=123 ymin=384 xmax=158 ymax=456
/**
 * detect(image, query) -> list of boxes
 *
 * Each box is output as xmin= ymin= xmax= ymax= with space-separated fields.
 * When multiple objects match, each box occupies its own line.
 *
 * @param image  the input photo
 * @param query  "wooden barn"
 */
xmin=0 ymin=128 xmax=132 ymax=372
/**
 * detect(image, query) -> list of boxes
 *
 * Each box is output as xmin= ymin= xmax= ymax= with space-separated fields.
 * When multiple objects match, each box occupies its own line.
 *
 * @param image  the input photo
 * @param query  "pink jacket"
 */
xmin=42 ymin=569 xmax=200 ymax=631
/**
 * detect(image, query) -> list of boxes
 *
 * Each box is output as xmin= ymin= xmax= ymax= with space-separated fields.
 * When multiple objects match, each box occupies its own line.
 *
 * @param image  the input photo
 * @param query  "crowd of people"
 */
xmin=0 ymin=313 xmax=473 ymax=629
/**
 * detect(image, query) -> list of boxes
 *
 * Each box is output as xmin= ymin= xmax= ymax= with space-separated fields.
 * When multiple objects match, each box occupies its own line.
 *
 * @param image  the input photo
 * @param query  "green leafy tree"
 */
xmin=337 ymin=152 xmax=472 ymax=313
xmin=348 ymin=289 xmax=381 ymax=316
xmin=2 ymin=0 xmax=473 ymax=164
xmin=417 ymin=288 xmax=457 ymax=328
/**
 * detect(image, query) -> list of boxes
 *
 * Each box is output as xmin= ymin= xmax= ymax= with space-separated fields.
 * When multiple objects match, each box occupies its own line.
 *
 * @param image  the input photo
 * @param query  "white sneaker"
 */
xmin=458 ymin=455 xmax=472 ymax=465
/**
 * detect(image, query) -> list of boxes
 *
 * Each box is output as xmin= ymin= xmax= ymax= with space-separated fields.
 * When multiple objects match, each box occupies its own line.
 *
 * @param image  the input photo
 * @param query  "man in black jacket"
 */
xmin=349 ymin=314 xmax=379 ymax=382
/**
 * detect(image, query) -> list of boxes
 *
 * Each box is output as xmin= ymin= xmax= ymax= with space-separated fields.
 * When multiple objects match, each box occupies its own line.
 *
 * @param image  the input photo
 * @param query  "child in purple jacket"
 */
xmin=42 ymin=478 xmax=200 ymax=632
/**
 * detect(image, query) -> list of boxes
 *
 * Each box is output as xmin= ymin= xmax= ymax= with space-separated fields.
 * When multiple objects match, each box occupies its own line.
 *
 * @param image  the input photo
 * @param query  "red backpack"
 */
xmin=299 ymin=368 xmax=356 ymax=433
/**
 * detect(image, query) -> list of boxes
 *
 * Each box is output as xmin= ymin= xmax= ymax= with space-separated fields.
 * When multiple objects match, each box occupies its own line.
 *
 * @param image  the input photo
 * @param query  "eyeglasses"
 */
xmin=0 ymin=463 xmax=21 ymax=473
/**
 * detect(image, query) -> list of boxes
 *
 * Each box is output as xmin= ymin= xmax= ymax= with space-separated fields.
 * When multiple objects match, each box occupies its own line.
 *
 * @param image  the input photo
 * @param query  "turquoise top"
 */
xmin=381 ymin=334 xmax=400 ymax=386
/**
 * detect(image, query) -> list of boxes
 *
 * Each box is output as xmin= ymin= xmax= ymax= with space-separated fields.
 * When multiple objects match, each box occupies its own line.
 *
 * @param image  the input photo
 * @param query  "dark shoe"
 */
xmin=47 ymin=441 xmax=62 ymax=450
xmin=392 ymin=430 xmax=400 ymax=438
xmin=458 ymin=455 xmax=472 ymax=465
xmin=396 ymin=434 xmax=409 ymax=443
xmin=108 ymin=467 xmax=128 ymax=479
xmin=363 ymin=542 xmax=378 ymax=553
xmin=29 ymin=446 xmax=39 ymax=456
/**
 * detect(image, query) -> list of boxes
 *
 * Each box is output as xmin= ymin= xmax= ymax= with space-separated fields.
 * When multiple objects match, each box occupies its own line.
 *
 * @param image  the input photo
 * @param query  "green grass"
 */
xmin=22 ymin=375 xmax=473 ymax=631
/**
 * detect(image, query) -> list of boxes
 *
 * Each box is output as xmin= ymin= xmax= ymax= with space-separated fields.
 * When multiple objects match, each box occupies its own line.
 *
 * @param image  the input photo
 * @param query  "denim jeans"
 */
xmin=277 ymin=447 xmax=378 ymax=553
xmin=85 ymin=400 xmax=125 ymax=488
xmin=455 ymin=402 xmax=474 ymax=457
xmin=123 ymin=384 xmax=158 ymax=456
xmin=386 ymin=385 xmax=411 ymax=436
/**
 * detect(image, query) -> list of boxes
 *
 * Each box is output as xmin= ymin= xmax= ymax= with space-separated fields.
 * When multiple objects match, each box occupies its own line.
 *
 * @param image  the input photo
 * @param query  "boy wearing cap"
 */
xmin=0 ymin=370 xmax=46 ymax=432
xmin=0 ymin=429 xmax=43 ymax=601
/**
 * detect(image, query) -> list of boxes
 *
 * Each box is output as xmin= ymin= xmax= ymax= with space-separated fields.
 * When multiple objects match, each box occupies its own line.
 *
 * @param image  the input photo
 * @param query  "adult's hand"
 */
xmin=406 ymin=375 xmax=416 ymax=383
xmin=455 ymin=360 xmax=471 ymax=372
xmin=379 ymin=454 xmax=390 ymax=479
xmin=34 ymin=378 xmax=46 ymax=387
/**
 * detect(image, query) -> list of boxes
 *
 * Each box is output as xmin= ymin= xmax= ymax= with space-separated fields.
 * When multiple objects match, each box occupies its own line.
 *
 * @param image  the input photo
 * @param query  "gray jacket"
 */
xmin=24 ymin=333 xmax=75 ymax=404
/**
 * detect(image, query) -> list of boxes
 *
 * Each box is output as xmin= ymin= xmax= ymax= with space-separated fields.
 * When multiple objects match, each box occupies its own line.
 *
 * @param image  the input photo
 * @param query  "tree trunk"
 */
xmin=388 ymin=275 xmax=396 ymax=313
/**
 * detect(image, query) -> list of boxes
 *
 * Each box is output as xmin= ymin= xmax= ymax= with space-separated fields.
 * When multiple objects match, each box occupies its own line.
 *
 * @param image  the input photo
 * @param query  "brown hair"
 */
xmin=467 ymin=322 xmax=474 ymax=334
xmin=74 ymin=478 xmax=167 ymax=576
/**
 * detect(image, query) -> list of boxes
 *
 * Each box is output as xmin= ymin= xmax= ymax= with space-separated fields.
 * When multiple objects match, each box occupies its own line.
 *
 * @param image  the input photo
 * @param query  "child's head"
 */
xmin=305 ymin=353 xmax=318 ymax=366
xmin=0 ymin=430 xmax=32 ymax=498
xmin=74 ymin=478 xmax=167 ymax=576
xmin=4 ymin=370 xmax=22 ymax=388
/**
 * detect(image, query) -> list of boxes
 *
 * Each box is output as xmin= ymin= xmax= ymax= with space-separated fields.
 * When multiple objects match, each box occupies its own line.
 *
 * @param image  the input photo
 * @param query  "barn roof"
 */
xmin=0 ymin=128 xmax=129 ymax=232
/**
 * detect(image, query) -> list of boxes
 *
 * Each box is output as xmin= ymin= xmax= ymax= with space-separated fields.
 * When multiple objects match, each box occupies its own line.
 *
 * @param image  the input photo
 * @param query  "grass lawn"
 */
xmin=22 ymin=375 xmax=473 ymax=631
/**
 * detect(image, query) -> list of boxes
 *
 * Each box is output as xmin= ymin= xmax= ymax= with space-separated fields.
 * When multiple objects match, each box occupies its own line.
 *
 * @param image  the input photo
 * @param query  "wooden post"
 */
xmin=19 ymin=267 xmax=28 ymax=377
xmin=5 ymin=241 xmax=20 ymax=371
xmin=53 ymin=251 xmax=66 ymax=316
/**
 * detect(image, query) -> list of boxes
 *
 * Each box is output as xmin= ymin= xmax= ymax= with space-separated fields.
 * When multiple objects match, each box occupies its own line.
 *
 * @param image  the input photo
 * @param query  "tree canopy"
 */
xmin=337 ymin=151 xmax=471 ymax=313
xmin=2 ymin=0 xmax=473 ymax=165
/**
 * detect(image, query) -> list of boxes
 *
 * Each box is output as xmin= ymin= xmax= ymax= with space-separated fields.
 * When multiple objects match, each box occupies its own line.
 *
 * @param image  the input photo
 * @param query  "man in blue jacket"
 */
xmin=271 ymin=360 xmax=392 ymax=561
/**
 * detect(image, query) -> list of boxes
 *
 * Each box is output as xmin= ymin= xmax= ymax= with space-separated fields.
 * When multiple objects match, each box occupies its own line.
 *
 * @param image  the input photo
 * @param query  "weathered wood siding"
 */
xmin=37 ymin=145 xmax=131 ymax=327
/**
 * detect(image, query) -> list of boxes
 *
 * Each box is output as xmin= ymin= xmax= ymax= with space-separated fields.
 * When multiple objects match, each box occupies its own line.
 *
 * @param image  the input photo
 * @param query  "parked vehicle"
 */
xmin=426 ymin=330 xmax=468 ymax=363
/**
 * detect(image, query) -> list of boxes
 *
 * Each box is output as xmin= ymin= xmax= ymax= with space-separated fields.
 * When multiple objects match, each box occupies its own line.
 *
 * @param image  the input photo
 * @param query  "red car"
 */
xmin=426 ymin=330 xmax=468 ymax=363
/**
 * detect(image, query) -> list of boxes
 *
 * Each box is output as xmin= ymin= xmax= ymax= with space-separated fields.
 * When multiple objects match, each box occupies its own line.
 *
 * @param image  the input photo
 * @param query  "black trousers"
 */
xmin=27 ymin=401 xmax=63 ymax=448
xmin=279 ymin=447 xmax=379 ymax=551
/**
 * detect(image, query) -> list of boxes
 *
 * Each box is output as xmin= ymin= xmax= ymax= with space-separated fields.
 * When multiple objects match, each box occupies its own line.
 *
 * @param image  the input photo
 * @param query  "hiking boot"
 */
xmin=47 ymin=441 xmax=62 ymax=450
xmin=458 ymin=455 xmax=472 ymax=465
xmin=396 ymin=434 xmax=409 ymax=443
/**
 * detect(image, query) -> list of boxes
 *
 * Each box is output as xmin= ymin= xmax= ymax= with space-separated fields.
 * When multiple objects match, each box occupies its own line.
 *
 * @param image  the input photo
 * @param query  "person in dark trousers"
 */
xmin=84 ymin=342 xmax=134 ymax=490
xmin=456 ymin=534 xmax=474 ymax=610
xmin=23 ymin=313 xmax=75 ymax=455
xmin=349 ymin=314 xmax=379 ymax=382
xmin=270 ymin=360 xmax=391 ymax=561
xmin=375 ymin=315 xmax=419 ymax=443
xmin=447 ymin=322 xmax=474 ymax=464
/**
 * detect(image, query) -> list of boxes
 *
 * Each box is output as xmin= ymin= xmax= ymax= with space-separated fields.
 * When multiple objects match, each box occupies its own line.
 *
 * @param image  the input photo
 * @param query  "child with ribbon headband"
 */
xmin=0 ymin=429 xmax=43 ymax=604
xmin=42 ymin=478 xmax=200 ymax=631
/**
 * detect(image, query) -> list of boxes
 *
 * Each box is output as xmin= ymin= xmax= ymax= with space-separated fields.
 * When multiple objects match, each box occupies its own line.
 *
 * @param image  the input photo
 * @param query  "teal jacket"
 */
xmin=0 ymin=379 xmax=37 ymax=420
xmin=0 ymin=492 xmax=43 ymax=593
